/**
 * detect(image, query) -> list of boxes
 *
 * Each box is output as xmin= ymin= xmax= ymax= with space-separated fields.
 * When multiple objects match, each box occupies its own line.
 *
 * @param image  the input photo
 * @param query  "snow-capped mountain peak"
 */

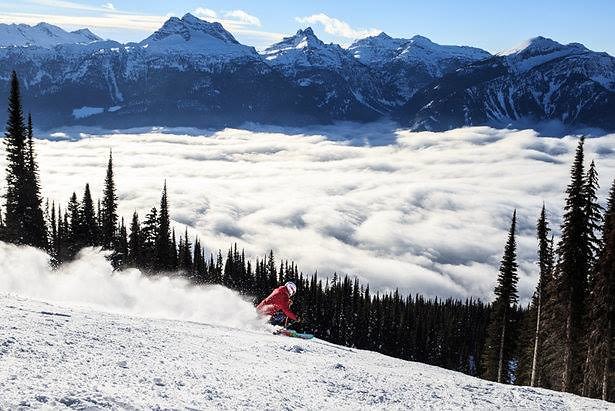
xmin=499 ymin=36 xmax=591 ymax=72
xmin=138 ymin=13 xmax=257 ymax=58
xmin=0 ymin=22 xmax=102 ymax=48
xmin=260 ymin=27 xmax=351 ymax=69
xmin=499 ymin=36 xmax=575 ymax=56
xmin=349 ymin=33 xmax=490 ymax=69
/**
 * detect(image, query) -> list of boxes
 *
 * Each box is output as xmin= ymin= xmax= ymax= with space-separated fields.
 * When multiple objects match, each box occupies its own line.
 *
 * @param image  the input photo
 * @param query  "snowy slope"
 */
xmin=139 ymin=13 xmax=258 ymax=60
xmin=0 ymin=241 xmax=611 ymax=410
xmin=349 ymin=33 xmax=490 ymax=76
xmin=348 ymin=33 xmax=490 ymax=103
xmin=1 ymin=293 xmax=612 ymax=410
xmin=0 ymin=22 xmax=101 ymax=48
xmin=261 ymin=27 xmax=353 ymax=71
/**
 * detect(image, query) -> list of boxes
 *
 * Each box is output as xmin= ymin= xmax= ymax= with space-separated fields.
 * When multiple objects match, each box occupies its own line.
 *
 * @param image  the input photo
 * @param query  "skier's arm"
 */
xmin=280 ymin=302 xmax=298 ymax=321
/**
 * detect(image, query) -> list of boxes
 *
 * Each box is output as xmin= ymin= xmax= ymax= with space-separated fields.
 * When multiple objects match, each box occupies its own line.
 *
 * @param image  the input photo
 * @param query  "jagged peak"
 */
xmin=298 ymin=27 xmax=315 ymax=37
xmin=141 ymin=13 xmax=242 ymax=47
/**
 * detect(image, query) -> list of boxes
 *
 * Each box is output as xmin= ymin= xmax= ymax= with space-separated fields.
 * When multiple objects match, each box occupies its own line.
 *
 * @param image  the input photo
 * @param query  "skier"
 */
xmin=256 ymin=281 xmax=299 ymax=326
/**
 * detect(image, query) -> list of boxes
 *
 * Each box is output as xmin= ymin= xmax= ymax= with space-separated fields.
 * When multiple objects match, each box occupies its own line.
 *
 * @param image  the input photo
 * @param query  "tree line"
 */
xmin=1 ymin=71 xmax=613 ymax=401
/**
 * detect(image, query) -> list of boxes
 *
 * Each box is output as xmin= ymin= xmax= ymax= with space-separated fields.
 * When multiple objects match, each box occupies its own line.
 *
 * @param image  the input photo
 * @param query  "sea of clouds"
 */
xmin=3 ymin=123 xmax=615 ymax=303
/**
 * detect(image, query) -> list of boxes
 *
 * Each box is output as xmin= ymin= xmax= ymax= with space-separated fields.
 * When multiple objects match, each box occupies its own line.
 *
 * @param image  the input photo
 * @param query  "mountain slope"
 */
xmin=139 ymin=13 xmax=259 ymax=61
xmin=261 ymin=28 xmax=386 ymax=120
xmin=0 ymin=15 xmax=317 ymax=128
xmin=0 ymin=22 xmax=101 ymax=48
xmin=0 ymin=18 xmax=613 ymax=132
xmin=1 ymin=292 xmax=611 ymax=409
xmin=349 ymin=33 xmax=491 ymax=103
xmin=400 ymin=37 xmax=615 ymax=132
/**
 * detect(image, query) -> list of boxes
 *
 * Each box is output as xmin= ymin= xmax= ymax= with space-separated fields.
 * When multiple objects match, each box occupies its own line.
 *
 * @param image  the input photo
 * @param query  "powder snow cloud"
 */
xmin=3 ymin=125 xmax=615 ymax=303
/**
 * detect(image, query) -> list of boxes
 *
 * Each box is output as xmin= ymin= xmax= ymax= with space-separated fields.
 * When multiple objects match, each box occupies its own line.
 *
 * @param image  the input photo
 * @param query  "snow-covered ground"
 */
xmin=1 ymin=291 xmax=611 ymax=410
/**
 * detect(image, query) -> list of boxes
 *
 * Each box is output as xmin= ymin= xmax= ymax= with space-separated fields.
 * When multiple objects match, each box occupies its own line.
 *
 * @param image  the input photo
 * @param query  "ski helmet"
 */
xmin=285 ymin=281 xmax=297 ymax=296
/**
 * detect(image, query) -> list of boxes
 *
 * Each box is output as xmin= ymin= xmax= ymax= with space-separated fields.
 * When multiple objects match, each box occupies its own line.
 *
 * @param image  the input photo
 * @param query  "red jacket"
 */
xmin=256 ymin=286 xmax=297 ymax=321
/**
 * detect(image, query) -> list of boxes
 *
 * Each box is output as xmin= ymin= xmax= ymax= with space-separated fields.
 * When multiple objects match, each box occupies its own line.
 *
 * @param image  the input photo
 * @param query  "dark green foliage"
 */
xmin=482 ymin=211 xmax=519 ymax=383
xmin=3 ymin=71 xmax=46 ymax=247
xmin=81 ymin=184 xmax=98 ymax=246
xmin=155 ymin=182 xmax=173 ymax=271
xmin=100 ymin=150 xmax=118 ymax=249
xmin=517 ymin=205 xmax=554 ymax=387
xmin=553 ymin=138 xmax=593 ymax=393
xmin=583 ymin=180 xmax=615 ymax=401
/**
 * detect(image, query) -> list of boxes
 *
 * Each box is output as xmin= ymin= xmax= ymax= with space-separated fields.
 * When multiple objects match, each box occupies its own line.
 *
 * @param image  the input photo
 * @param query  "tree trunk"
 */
xmin=562 ymin=296 xmax=573 ymax=392
xmin=602 ymin=317 xmax=612 ymax=401
xmin=531 ymin=292 xmax=542 ymax=387
xmin=497 ymin=310 xmax=507 ymax=384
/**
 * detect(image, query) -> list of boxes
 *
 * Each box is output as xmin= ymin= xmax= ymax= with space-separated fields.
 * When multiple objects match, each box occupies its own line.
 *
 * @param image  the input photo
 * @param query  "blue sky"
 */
xmin=0 ymin=0 xmax=613 ymax=54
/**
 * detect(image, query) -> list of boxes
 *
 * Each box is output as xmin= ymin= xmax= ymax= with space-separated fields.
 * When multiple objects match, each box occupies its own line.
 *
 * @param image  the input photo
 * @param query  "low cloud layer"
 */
xmin=3 ymin=125 xmax=615 ymax=303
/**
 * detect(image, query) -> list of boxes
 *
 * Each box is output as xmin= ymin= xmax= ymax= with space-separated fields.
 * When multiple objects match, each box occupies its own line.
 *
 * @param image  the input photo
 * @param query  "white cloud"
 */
xmin=193 ymin=7 xmax=217 ymax=20
xmin=223 ymin=9 xmax=261 ymax=27
xmin=101 ymin=2 xmax=115 ymax=11
xmin=4 ymin=125 xmax=614 ymax=304
xmin=295 ymin=13 xmax=380 ymax=39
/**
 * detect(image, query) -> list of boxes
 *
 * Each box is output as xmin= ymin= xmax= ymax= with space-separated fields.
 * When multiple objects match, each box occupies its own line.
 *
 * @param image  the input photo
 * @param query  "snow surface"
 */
xmin=0 ymin=22 xmax=101 ymax=48
xmin=72 ymin=106 xmax=104 ymax=119
xmin=0 ymin=242 xmax=612 ymax=409
xmin=1 ymin=294 xmax=612 ymax=409
xmin=498 ymin=36 xmax=590 ymax=72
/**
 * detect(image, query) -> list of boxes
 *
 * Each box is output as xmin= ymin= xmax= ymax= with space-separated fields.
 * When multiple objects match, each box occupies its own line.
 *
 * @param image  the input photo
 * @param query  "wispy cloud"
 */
xmin=223 ymin=10 xmax=261 ymax=27
xmin=193 ymin=7 xmax=217 ymax=20
xmin=0 ymin=1 xmax=282 ymax=47
xmin=295 ymin=13 xmax=380 ymax=39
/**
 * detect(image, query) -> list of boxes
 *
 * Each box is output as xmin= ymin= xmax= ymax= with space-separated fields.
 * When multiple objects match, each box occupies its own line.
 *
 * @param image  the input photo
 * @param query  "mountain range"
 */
xmin=0 ymin=14 xmax=613 ymax=132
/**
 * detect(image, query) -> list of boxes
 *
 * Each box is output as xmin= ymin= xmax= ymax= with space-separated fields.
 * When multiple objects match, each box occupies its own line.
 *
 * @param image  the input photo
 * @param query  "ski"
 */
xmin=273 ymin=329 xmax=314 ymax=340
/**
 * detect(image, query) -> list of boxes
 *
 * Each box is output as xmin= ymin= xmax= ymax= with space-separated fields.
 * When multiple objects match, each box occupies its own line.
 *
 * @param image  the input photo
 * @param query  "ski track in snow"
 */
xmin=1 ymin=293 xmax=611 ymax=410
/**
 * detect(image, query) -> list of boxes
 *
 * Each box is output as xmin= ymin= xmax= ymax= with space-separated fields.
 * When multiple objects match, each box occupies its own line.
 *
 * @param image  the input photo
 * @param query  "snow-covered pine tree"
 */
xmin=482 ymin=210 xmax=519 ymax=383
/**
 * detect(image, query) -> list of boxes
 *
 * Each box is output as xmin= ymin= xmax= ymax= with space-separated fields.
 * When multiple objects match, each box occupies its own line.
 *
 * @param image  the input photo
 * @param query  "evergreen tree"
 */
xmin=23 ymin=113 xmax=47 ymax=248
xmin=482 ymin=210 xmax=519 ymax=383
xmin=81 ymin=183 xmax=98 ymax=246
xmin=100 ymin=150 xmax=118 ymax=249
xmin=127 ymin=211 xmax=142 ymax=267
xmin=115 ymin=217 xmax=128 ymax=267
xmin=3 ymin=71 xmax=46 ymax=247
xmin=556 ymin=138 xmax=592 ymax=393
xmin=66 ymin=192 xmax=81 ymax=257
xmin=583 ymin=180 xmax=615 ymax=401
xmin=155 ymin=182 xmax=173 ymax=270
xmin=584 ymin=160 xmax=604 ymax=269
xmin=141 ymin=207 xmax=158 ymax=271
xmin=518 ymin=205 xmax=555 ymax=387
